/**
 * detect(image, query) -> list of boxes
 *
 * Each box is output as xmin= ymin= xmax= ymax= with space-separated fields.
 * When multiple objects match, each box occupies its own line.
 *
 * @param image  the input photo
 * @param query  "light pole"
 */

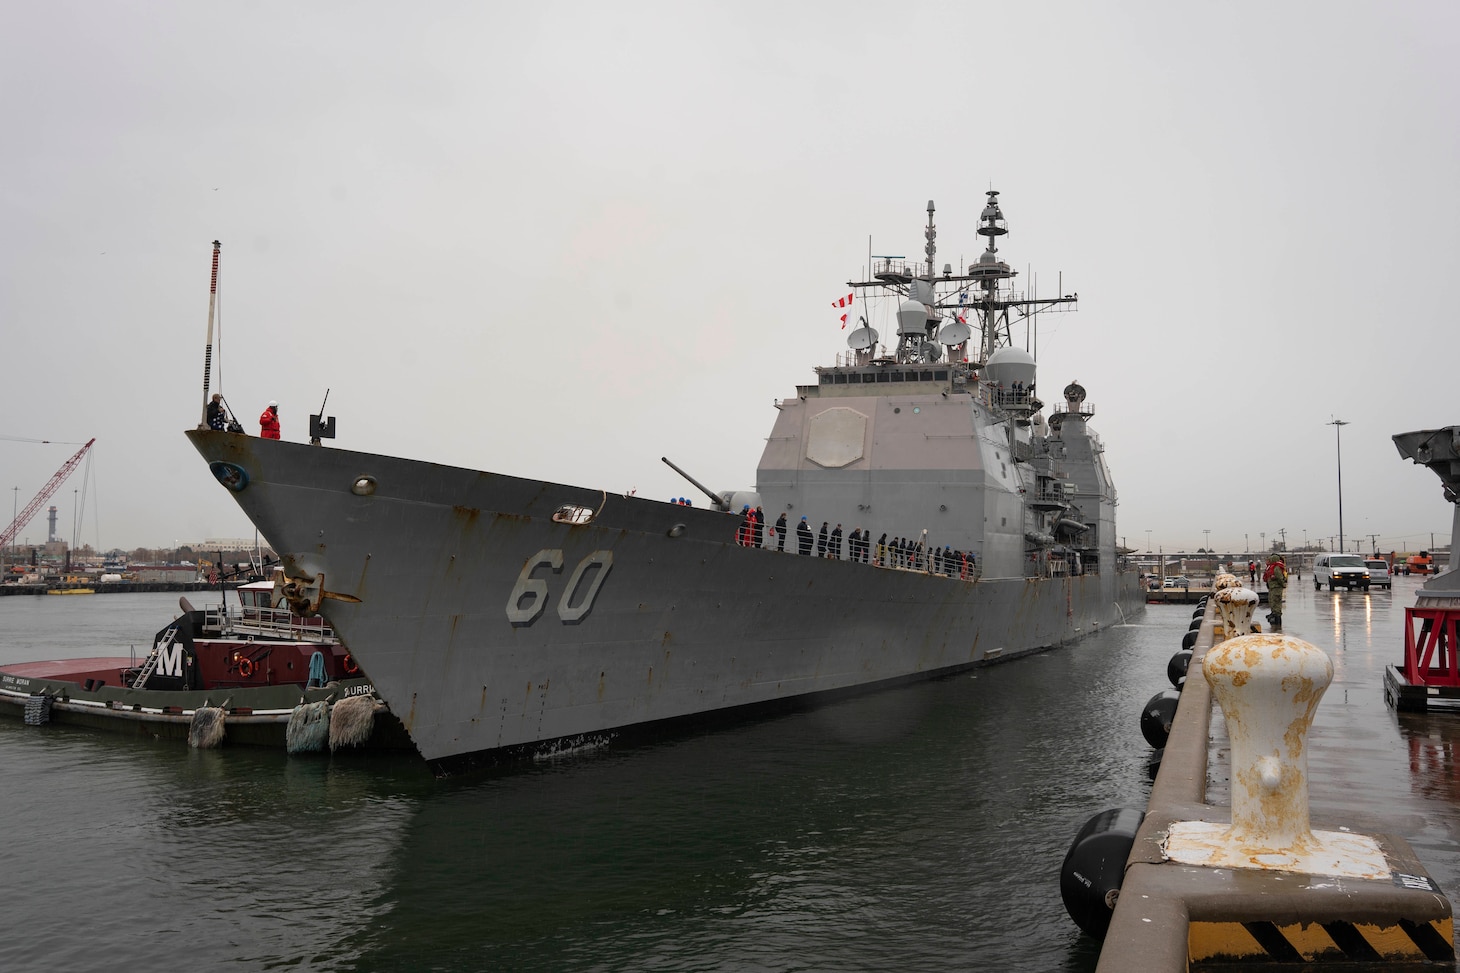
xmin=1330 ymin=418 xmax=1349 ymax=555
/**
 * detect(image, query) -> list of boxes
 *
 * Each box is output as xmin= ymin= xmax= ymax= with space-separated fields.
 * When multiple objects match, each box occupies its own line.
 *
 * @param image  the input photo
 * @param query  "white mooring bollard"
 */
xmin=1164 ymin=633 xmax=1388 ymax=876
xmin=1205 ymin=633 xmax=1331 ymax=850
xmin=1213 ymin=586 xmax=1259 ymax=640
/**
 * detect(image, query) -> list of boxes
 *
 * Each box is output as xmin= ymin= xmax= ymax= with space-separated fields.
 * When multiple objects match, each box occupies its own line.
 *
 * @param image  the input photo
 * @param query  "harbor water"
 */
xmin=2 ymin=579 xmax=1458 ymax=972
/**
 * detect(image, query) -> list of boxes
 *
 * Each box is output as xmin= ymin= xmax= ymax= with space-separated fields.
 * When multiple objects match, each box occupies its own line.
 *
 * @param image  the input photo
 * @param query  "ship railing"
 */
xmin=746 ymin=529 xmax=982 ymax=580
xmin=1051 ymin=401 xmax=1096 ymax=418
xmin=872 ymin=258 xmax=927 ymax=280
xmin=202 ymin=604 xmax=336 ymax=643
xmin=876 ymin=551 xmax=981 ymax=581
xmin=989 ymin=388 xmax=1037 ymax=411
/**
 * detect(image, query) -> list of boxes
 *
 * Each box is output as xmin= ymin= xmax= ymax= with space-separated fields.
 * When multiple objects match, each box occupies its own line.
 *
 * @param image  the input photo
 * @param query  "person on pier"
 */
xmin=1263 ymin=554 xmax=1288 ymax=626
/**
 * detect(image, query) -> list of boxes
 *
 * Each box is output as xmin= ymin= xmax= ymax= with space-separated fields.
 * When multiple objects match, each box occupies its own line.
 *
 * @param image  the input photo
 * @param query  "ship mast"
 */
xmin=198 ymin=240 xmax=221 ymax=429
xmin=924 ymin=198 xmax=937 ymax=283
xmin=974 ymin=191 xmax=1009 ymax=362
xmin=845 ymin=191 xmax=1078 ymax=371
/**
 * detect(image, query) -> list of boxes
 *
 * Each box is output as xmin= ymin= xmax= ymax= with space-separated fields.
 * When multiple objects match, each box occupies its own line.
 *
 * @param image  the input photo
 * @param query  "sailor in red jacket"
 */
xmin=259 ymin=400 xmax=281 ymax=440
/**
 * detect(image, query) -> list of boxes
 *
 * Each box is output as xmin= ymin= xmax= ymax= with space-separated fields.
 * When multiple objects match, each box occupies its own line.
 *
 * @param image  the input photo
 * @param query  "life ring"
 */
xmin=342 ymin=653 xmax=360 ymax=675
xmin=237 ymin=657 xmax=254 ymax=678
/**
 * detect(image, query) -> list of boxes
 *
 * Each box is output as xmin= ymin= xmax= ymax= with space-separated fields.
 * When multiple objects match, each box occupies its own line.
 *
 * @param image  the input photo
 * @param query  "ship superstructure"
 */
xmin=759 ymin=194 xmax=1115 ymax=582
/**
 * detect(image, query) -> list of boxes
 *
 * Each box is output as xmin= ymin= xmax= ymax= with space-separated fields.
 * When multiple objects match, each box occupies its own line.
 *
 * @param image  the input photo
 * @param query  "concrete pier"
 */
xmin=1095 ymin=600 xmax=1455 ymax=970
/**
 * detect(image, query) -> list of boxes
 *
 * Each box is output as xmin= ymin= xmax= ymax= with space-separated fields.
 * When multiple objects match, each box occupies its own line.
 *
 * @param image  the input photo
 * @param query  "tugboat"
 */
xmin=0 ymin=578 xmax=411 ymax=752
xmin=187 ymin=192 xmax=1146 ymax=775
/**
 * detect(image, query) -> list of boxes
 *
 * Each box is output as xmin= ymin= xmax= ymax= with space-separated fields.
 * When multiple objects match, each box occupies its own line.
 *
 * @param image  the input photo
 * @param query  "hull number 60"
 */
xmin=506 ymin=549 xmax=614 ymax=625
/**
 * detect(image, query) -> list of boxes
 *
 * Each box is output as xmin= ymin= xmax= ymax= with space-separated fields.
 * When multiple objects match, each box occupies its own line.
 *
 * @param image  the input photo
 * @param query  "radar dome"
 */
xmin=897 ymin=299 xmax=928 ymax=336
xmin=984 ymin=346 xmax=1036 ymax=390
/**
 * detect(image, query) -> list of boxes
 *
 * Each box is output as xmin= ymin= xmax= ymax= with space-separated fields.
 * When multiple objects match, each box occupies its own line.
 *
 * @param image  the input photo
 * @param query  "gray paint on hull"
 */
xmin=188 ymin=431 xmax=1143 ymax=769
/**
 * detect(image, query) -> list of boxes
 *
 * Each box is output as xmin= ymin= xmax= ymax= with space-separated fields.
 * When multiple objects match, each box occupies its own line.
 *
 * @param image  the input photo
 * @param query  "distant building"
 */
xmin=130 ymin=564 xmax=201 ymax=584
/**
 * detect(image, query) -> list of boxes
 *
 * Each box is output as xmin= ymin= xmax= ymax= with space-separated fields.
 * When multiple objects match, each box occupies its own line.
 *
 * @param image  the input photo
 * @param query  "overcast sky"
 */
xmin=2 ymin=1 xmax=1456 ymax=556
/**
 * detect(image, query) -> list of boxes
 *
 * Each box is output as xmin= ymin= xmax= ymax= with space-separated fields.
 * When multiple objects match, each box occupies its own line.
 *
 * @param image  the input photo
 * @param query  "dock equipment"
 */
xmin=1385 ymin=426 xmax=1460 ymax=711
xmin=0 ymin=438 xmax=96 ymax=551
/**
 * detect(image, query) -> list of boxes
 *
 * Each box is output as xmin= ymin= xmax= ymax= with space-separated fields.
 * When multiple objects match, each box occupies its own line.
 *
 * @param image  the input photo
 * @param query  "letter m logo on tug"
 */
xmin=155 ymin=637 xmax=185 ymax=678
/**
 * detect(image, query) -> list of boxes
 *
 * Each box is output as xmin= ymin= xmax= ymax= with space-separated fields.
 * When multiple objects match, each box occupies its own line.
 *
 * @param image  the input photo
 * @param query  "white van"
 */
xmin=1313 ymin=553 xmax=1371 ymax=591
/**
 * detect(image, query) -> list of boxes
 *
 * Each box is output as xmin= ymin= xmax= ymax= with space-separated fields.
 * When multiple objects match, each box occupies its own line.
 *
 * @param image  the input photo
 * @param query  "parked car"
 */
xmin=1313 ymin=552 xmax=1370 ymax=591
xmin=1364 ymin=559 xmax=1392 ymax=589
xmin=1163 ymin=576 xmax=1191 ymax=588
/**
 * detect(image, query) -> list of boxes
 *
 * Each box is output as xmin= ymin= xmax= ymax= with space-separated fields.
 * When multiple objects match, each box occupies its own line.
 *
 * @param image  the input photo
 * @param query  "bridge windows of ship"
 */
xmin=818 ymin=368 xmax=950 ymax=386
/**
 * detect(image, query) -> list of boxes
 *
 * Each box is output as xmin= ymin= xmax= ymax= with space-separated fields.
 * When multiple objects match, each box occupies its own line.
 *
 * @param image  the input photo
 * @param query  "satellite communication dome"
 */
xmin=896 ymin=299 xmax=929 ymax=336
xmin=984 ymin=346 xmax=1035 ymax=390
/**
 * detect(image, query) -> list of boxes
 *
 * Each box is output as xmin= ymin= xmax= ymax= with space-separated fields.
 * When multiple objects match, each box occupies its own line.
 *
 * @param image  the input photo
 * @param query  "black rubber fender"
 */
xmin=1168 ymin=649 xmax=1193 ymax=687
xmin=1141 ymin=689 xmax=1181 ymax=748
xmin=1060 ymin=807 xmax=1146 ymax=940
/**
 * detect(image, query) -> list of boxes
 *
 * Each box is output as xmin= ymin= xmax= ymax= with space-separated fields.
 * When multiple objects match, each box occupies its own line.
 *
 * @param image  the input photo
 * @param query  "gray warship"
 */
xmin=188 ymin=192 xmax=1146 ymax=775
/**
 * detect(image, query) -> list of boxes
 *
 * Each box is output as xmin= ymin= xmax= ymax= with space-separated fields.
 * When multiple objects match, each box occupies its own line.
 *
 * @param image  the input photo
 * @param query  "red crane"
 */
xmin=1 ymin=438 xmax=96 ymax=549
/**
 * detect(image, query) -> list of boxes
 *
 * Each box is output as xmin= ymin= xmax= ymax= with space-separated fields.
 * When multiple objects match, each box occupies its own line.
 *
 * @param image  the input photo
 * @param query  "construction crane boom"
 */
xmin=1 ymin=438 xmax=96 ymax=549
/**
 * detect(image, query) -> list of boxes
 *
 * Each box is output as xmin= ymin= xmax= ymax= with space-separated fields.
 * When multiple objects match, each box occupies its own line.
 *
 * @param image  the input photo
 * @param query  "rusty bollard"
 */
xmin=1213 ymin=586 xmax=1259 ymax=639
xmin=1204 ymin=633 xmax=1332 ymax=851
xmin=1165 ymin=632 xmax=1394 ymax=885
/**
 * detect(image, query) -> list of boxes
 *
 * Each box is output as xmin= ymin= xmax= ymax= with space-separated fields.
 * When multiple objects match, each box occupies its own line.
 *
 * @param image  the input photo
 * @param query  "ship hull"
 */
xmin=187 ymin=430 xmax=1144 ymax=775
